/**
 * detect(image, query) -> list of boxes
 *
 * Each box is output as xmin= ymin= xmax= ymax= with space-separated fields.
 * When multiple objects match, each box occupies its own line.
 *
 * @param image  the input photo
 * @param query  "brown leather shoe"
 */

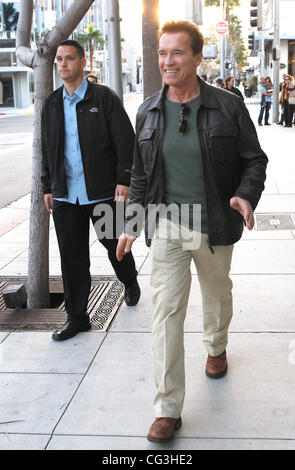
xmin=147 ymin=417 xmax=182 ymax=443
xmin=206 ymin=350 xmax=227 ymax=378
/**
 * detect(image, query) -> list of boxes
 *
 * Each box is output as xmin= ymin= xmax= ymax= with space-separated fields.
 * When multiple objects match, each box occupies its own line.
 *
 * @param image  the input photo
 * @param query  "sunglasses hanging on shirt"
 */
xmin=178 ymin=103 xmax=190 ymax=135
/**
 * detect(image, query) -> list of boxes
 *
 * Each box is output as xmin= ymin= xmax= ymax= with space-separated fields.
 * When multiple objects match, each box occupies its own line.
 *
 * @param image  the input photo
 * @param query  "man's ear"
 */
xmin=82 ymin=57 xmax=87 ymax=70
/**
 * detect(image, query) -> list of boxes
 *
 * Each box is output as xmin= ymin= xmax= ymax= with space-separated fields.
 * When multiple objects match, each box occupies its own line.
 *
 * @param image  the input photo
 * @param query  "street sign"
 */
xmin=216 ymin=21 xmax=228 ymax=35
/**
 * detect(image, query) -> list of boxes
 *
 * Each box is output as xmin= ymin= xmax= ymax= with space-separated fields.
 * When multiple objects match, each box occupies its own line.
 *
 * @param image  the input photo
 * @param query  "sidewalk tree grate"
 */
xmin=255 ymin=213 xmax=295 ymax=231
xmin=0 ymin=276 xmax=124 ymax=332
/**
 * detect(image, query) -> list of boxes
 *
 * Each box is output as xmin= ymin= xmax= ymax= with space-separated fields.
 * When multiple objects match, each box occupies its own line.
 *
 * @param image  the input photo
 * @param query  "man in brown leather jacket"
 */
xmin=117 ymin=21 xmax=267 ymax=443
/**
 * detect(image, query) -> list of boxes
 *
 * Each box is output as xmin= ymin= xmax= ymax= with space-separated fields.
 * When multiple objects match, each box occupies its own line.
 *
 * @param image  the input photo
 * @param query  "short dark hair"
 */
xmin=58 ymin=40 xmax=85 ymax=58
xmin=158 ymin=20 xmax=204 ymax=55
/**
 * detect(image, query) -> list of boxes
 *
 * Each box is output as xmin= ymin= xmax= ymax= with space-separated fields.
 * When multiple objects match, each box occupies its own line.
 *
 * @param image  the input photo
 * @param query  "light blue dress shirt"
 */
xmin=55 ymin=78 xmax=112 ymax=205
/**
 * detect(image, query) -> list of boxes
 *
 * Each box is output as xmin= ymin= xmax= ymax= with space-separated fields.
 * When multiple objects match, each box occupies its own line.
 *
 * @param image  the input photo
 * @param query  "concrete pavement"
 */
xmin=0 ymin=96 xmax=295 ymax=450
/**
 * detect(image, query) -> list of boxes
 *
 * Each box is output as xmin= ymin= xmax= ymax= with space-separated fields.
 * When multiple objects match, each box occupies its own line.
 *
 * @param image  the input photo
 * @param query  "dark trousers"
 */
xmin=52 ymin=199 xmax=137 ymax=321
xmin=285 ymin=102 xmax=295 ymax=126
xmin=258 ymin=101 xmax=271 ymax=124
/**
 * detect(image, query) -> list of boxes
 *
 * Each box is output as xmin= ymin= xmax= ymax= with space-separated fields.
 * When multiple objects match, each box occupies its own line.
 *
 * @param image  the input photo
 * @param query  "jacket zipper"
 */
xmin=197 ymin=108 xmax=214 ymax=254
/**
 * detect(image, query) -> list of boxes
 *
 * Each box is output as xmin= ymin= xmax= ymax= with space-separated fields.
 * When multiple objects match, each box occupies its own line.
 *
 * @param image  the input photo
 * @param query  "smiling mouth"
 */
xmin=165 ymin=70 xmax=179 ymax=74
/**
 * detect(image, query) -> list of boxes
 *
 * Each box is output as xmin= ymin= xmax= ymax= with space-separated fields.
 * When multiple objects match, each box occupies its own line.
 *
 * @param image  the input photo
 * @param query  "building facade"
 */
xmin=262 ymin=0 xmax=295 ymax=78
xmin=0 ymin=0 xmax=142 ymax=108
xmin=0 ymin=1 xmax=32 ymax=108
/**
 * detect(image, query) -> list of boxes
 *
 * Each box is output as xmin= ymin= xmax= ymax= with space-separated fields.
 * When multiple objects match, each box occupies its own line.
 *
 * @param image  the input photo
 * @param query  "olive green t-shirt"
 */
xmin=162 ymin=96 xmax=208 ymax=233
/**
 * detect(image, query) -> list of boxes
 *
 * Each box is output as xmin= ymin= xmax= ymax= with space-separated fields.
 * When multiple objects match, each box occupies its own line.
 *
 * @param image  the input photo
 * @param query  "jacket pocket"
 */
xmin=209 ymin=124 xmax=238 ymax=138
xmin=138 ymin=128 xmax=155 ymax=141
xmin=208 ymin=125 xmax=239 ymax=183
xmin=138 ymin=128 xmax=156 ymax=176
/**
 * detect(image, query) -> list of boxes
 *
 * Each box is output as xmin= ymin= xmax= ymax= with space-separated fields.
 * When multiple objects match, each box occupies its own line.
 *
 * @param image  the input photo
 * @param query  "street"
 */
xmin=0 ymin=114 xmax=33 ymax=209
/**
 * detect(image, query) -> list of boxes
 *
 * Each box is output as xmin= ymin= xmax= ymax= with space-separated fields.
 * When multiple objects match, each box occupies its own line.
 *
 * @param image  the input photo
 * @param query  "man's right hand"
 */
xmin=44 ymin=193 xmax=53 ymax=214
xmin=116 ymin=233 xmax=136 ymax=261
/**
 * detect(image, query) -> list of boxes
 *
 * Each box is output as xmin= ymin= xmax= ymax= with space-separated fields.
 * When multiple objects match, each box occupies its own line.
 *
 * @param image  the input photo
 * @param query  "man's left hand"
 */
xmin=114 ymin=185 xmax=130 ymax=202
xmin=230 ymin=196 xmax=254 ymax=230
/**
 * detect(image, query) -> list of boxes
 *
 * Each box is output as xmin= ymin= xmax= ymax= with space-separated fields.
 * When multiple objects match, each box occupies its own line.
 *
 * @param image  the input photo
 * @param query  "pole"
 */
xmin=195 ymin=0 xmax=203 ymax=25
xmin=106 ymin=0 xmax=123 ymax=101
xmin=272 ymin=0 xmax=280 ymax=123
xmin=260 ymin=29 xmax=265 ymax=76
xmin=220 ymin=0 xmax=225 ymax=80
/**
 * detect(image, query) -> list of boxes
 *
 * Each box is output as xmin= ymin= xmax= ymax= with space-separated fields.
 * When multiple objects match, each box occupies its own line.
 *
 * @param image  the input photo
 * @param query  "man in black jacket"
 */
xmin=224 ymin=75 xmax=244 ymax=100
xmin=41 ymin=40 xmax=140 ymax=341
xmin=117 ymin=21 xmax=267 ymax=443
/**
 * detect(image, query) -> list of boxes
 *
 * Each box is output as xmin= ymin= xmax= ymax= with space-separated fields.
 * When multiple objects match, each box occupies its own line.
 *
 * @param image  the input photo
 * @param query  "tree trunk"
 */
xmin=16 ymin=0 xmax=95 ymax=308
xmin=142 ymin=0 xmax=162 ymax=100
xmin=27 ymin=54 xmax=54 ymax=308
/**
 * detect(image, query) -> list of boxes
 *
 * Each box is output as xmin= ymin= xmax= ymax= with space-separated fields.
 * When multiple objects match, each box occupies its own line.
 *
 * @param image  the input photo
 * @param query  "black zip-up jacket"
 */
xmin=41 ymin=81 xmax=135 ymax=199
xmin=125 ymin=78 xmax=268 ymax=248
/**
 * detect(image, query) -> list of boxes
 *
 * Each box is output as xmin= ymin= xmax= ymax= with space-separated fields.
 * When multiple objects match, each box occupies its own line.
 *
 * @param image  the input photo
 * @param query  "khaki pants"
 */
xmin=150 ymin=219 xmax=234 ymax=418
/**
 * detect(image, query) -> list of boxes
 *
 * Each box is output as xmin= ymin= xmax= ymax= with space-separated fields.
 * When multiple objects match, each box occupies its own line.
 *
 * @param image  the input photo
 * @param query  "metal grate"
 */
xmin=255 ymin=213 xmax=295 ymax=231
xmin=0 ymin=277 xmax=124 ymax=332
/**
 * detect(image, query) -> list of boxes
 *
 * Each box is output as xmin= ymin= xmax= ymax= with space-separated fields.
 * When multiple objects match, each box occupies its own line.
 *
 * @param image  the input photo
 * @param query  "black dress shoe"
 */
xmin=264 ymin=123 xmax=271 ymax=126
xmin=124 ymin=278 xmax=141 ymax=306
xmin=52 ymin=320 xmax=91 ymax=341
xmin=258 ymin=123 xmax=263 ymax=126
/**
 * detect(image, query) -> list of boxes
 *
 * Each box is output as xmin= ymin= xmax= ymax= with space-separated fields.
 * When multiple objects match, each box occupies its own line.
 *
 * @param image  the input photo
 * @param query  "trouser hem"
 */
xmin=154 ymin=407 xmax=182 ymax=419
xmin=204 ymin=343 xmax=228 ymax=357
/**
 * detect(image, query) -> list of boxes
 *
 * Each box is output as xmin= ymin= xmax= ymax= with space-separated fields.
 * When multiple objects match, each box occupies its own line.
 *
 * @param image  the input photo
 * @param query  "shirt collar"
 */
xmin=63 ymin=77 xmax=88 ymax=100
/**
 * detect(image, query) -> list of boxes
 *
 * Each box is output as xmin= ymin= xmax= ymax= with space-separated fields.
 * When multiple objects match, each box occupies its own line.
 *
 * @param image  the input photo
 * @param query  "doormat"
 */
xmin=0 ymin=276 xmax=124 ymax=332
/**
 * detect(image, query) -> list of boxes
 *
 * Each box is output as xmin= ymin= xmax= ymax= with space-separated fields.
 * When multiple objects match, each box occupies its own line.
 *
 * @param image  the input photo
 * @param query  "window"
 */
xmin=288 ymin=41 xmax=295 ymax=76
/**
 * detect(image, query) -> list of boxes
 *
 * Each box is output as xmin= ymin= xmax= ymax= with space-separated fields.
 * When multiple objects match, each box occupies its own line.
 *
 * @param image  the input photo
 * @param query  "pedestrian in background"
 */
xmin=277 ymin=74 xmax=287 ymax=125
xmin=280 ymin=74 xmax=295 ymax=127
xmin=257 ymin=76 xmax=272 ymax=126
xmin=86 ymin=73 xmax=98 ymax=83
xmin=215 ymin=77 xmax=224 ymax=88
xmin=224 ymin=75 xmax=244 ymax=100
xmin=41 ymin=40 xmax=140 ymax=342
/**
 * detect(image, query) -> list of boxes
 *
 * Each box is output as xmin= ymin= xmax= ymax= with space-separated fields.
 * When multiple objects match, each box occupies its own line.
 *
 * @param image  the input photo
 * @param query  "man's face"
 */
xmin=158 ymin=31 xmax=202 ymax=89
xmin=260 ymin=76 xmax=265 ymax=84
xmin=56 ymin=45 xmax=86 ymax=82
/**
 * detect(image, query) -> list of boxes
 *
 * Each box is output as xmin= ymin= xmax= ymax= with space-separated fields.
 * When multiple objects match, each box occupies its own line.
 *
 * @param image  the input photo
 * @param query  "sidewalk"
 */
xmin=0 ymin=99 xmax=295 ymax=450
xmin=0 ymin=105 xmax=34 ymax=117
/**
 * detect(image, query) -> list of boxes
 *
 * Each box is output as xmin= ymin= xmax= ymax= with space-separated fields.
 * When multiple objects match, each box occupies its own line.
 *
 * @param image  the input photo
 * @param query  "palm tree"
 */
xmin=229 ymin=14 xmax=247 ymax=71
xmin=204 ymin=0 xmax=241 ymax=21
xmin=142 ymin=0 xmax=162 ymax=99
xmin=3 ymin=2 xmax=19 ymax=38
xmin=75 ymin=24 xmax=105 ymax=73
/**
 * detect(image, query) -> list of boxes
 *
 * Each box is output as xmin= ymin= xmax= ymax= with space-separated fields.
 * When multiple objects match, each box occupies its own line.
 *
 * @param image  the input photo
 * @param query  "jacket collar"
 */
xmin=51 ymin=79 xmax=92 ymax=104
xmin=146 ymin=75 xmax=221 ymax=111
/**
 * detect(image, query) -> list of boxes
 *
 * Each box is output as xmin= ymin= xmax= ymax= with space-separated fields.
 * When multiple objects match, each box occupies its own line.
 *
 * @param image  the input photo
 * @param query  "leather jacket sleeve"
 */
xmin=124 ymin=110 xmax=148 ymax=235
xmin=104 ymin=89 xmax=135 ymax=187
xmin=233 ymin=99 xmax=268 ymax=210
